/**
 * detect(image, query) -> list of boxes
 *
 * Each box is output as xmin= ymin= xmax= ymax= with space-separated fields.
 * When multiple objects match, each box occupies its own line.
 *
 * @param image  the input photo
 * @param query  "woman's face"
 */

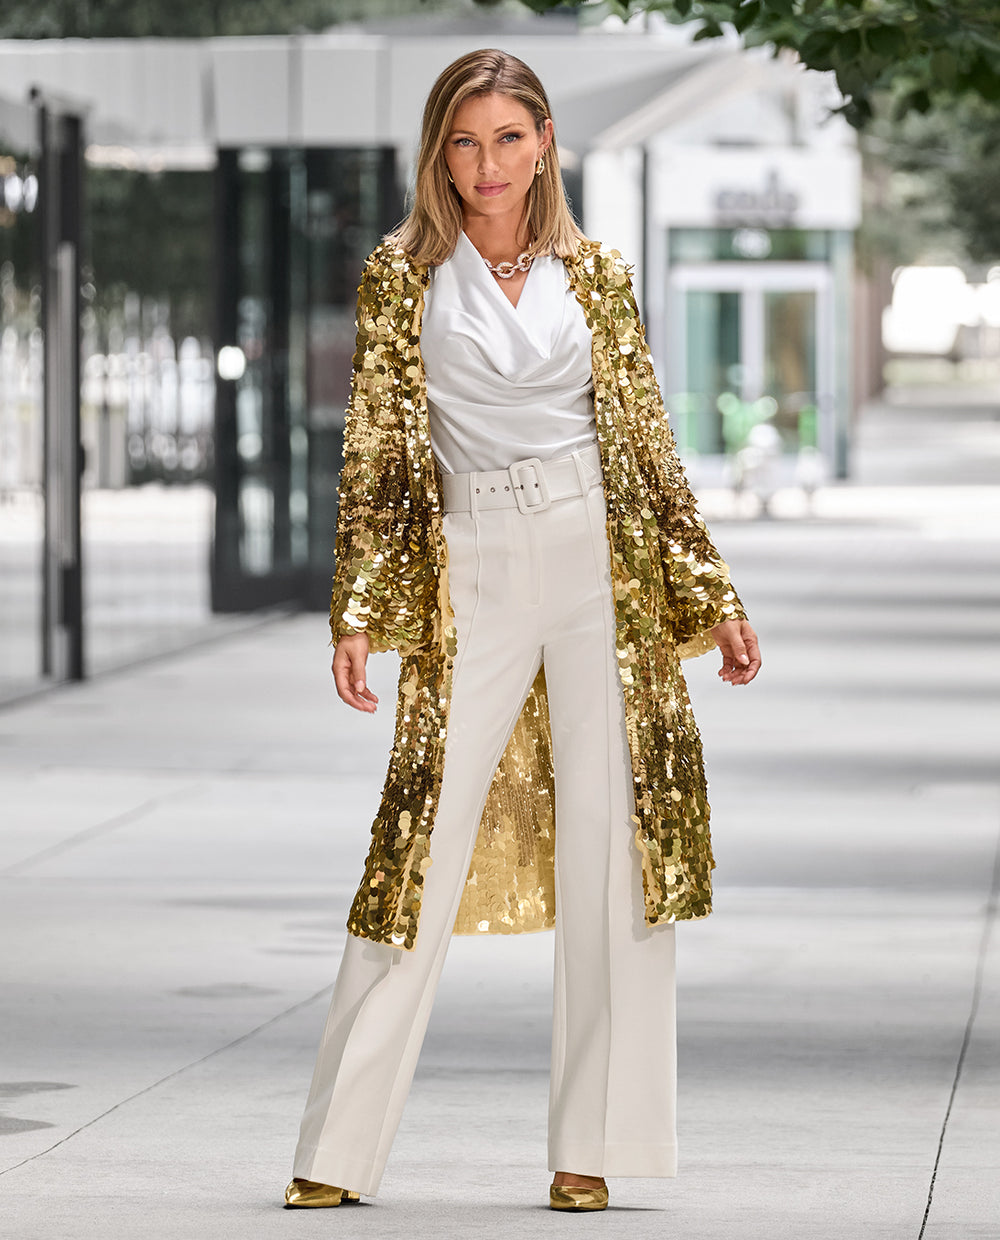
xmin=442 ymin=91 xmax=552 ymax=229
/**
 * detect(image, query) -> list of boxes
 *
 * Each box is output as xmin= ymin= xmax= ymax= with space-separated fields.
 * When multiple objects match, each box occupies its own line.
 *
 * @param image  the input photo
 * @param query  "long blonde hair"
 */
xmin=386 ymin=48 xmax=587 ymax=266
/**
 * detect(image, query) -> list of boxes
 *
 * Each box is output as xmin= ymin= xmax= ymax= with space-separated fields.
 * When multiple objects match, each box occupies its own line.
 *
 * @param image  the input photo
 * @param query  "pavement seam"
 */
xmin=0 ymin=983 xmax=334 ymax=1178
xmin=917 ymin=810 xmax=1000 ymax=1239
xmin=0 ymin=784 xmax=204 ymax=876
xmin=0 ymin=607 xmax=295 ymax=712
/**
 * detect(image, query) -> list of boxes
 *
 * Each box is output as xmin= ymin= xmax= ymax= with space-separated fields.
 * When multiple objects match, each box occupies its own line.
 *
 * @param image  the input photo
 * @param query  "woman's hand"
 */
xmin=710 ymin=618 xmax=761 ymax=686
xmin=332 ymin=633 xmax=379 ymax=713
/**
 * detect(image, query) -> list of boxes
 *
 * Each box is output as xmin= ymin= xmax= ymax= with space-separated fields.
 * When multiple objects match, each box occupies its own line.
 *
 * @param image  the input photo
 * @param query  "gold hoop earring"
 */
xmin=447 ymin=171 xmax=455 ymax=185
xmin=535 ymin=156 xmax=545 ymax=177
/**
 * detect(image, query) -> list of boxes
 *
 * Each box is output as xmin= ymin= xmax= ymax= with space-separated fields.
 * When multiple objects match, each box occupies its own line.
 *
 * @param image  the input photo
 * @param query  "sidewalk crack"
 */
xmin=0 ymin=784 xmax=203 ymax=877
xmin=0 ymin=984 xmax=333 ymax=1177
xmin=917 ymin=813 xmax=1000 ymax=1239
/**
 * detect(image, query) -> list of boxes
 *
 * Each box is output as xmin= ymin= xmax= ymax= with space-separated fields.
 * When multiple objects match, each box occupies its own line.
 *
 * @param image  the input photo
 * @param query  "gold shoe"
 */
xmin=549 ymin=1182 xmax=609 ymax=1212
xmin=284 ymin=1178 xmax=361 ymax=1208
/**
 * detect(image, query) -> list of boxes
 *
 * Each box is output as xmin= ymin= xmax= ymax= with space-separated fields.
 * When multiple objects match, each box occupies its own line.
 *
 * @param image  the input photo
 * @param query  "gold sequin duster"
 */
xmin=331 ymin=239 xmax=746 ymax=950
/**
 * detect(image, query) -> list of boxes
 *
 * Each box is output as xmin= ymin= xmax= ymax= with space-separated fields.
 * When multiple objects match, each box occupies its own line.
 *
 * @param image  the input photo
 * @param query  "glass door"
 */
xmin=680 ymin=290 xmax=740 ymax=454
xmin=764 ymin=289 xmax=819 ymax=449
xmin=212 ymin=145 xmax=399 ymax=611
xmin=668 ymin=262 xmax=832 ymax=459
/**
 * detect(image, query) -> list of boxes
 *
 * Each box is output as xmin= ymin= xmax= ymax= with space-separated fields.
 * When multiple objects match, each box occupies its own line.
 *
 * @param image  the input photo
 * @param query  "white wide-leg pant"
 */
xmin=292 ymin=447 xmax=677 ymax=1196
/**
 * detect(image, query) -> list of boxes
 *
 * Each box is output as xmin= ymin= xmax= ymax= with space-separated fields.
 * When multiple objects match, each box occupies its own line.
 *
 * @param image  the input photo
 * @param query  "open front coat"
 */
xmin=331 ymin=238 xmax=746 ymax=950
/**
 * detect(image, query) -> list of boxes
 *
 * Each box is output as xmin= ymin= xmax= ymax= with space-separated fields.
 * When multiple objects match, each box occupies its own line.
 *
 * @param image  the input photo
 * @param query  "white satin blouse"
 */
xmin=421 ymin=230 xmax=597 ymax=474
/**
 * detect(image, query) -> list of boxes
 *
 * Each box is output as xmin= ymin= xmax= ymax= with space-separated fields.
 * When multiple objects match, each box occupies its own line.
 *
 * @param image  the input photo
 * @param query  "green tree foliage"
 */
xmin=943 ymin=104 xmax=1000 ymax=265
xmin=520 ymin=1 xmax=1000 ymax=128
xmin=862 ymin=96 xmax=1000 ymax=266
xmin=0 ymin=0 xmax=491 ymax=38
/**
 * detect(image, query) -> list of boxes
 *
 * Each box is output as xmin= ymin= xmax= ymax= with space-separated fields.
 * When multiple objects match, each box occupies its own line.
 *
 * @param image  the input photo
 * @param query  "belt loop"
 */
xmin=570 ymin=449 xmax=590 ymax=496
xmin=469 ymin=468 xmax=479 ymax=518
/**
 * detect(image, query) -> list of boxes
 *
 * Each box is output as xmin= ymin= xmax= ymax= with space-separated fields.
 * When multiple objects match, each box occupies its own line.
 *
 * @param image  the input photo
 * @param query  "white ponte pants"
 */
xmin=292 ymin=448 xmax=677 ymax=1196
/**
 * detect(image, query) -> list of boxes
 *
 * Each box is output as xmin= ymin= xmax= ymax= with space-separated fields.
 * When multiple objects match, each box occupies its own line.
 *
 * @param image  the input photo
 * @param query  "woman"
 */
xmin=285 ymin=48 xmax=760 ymax=1214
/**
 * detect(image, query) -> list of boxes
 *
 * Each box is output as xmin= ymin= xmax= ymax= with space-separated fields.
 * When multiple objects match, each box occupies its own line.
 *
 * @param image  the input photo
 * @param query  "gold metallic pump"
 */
xmin=284 ymin=1178 xmax=361 ymax=1208
xmin=549 ymin=1181 xmax=609 ymax=1212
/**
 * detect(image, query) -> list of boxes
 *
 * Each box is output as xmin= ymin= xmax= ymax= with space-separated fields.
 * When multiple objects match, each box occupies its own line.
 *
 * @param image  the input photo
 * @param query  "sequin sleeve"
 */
xmin=329 ymin=248 xmax=433 ymax=654
xmin=615 ymin=258 xmax=746 ymax=656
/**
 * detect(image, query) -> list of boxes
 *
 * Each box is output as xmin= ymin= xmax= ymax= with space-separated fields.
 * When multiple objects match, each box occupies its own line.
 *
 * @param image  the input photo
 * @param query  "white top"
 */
xmin=421 ymin=230 xmax=597 ymax=474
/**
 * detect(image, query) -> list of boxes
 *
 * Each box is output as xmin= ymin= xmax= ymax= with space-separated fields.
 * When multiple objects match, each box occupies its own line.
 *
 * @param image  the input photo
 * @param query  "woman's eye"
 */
xmin=454 ymin=137 xmax=474 ymax=147
xmin=500 ymin=132 xmax=521 ymax=143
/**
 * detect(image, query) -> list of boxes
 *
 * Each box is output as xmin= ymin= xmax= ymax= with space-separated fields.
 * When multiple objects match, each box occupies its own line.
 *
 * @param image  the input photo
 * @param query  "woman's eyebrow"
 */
xmin=448 ymin=122 xmax=528 ymax=136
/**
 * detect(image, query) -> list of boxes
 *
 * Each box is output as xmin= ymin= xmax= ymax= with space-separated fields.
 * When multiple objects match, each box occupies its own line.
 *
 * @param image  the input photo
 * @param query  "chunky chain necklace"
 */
xmin=483 ymin=249 xmax=535 ymax=280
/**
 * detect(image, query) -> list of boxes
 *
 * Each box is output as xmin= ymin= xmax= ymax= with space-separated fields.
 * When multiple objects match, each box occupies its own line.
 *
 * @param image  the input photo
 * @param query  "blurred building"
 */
xmin=583 ymin=48 xmax=859 ymax=482
xmin=0 ymin=26 xmax=859 ymax=629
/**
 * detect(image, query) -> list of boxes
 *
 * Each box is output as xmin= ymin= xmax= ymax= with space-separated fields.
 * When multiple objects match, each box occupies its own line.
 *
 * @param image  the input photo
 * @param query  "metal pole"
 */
xmin=39 ymin=103 xmax=52 ymax=678
xmin=63 ymin=112 xmax=83 ymax=680
xmin=38 ymin=99 xmax=84 ymax=681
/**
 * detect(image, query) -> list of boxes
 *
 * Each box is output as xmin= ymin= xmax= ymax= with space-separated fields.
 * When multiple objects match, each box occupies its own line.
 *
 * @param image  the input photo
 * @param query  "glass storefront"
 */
xmin=669 ymin=227 xmax=833 ymax=264
xmin=667 ymin=231 xmax=835 ymax=463
xmin=679 ymin=289 xmax=740 ymax=455
xmin=0 ymin=144 xmax=43 ymax=702
xmin=213 ymin=146 xmax=400 ymax=611
xmin=1 ymin=138 xmax=401 ymax=696
xmin=764 ymin=289 xmax=818 ymax=447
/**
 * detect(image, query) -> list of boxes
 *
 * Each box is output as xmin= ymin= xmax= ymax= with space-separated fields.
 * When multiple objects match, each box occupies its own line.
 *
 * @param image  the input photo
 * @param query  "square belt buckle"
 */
xmin=509 ymin=457 xmax=551 ymax=514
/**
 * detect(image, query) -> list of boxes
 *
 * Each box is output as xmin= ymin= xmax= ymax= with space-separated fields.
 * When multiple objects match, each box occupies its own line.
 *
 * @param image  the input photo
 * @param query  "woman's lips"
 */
xmin=475 ymin=183 xmax=508 ymax=197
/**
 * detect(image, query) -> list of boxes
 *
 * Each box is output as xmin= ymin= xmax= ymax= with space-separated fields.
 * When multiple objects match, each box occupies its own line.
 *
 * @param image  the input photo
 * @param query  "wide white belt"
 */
xmin=441 ymin=443 xmax=602 ymax=515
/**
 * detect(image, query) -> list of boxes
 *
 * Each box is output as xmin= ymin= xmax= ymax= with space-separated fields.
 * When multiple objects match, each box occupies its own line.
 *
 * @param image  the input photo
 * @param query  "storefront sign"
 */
xmin=714 ymin=171 xmax=799 ymax=227
xmin=651 ymin=144 xmax=861 ymax=231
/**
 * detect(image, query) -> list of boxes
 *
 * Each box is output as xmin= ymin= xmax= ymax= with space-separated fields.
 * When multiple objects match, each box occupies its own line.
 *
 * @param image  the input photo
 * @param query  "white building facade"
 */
xmin=584 ymin=44 xmax=860 ymax=478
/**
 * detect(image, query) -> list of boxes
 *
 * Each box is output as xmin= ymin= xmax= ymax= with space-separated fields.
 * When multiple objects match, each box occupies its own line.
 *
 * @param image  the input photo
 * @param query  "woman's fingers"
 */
xmin=712 ymin=619 xmax=743 ymax=681
xmin=739 ymin=626 xmax=762 ymax=683
xmin=332 ymin=635 xmax=379 ymax=712
xmin=334 ymin=657 xmax=379 ymax=711
xmin=711 ymin=619 xmax=761 ymax=686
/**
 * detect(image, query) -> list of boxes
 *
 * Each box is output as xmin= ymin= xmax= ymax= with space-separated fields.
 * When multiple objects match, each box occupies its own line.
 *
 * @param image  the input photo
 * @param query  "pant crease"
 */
xmin=600 ymin=507 xmax=616 ymax=1168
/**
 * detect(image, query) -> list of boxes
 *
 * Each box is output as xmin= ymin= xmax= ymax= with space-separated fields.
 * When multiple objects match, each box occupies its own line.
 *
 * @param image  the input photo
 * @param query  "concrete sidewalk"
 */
xmin=1 ymin=416 xmax=999 ymax=1238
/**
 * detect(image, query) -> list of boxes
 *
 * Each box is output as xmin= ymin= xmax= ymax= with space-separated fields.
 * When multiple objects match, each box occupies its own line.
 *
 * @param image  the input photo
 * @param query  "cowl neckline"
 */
xmin=446 ymin=229 xmax=569 ymax=373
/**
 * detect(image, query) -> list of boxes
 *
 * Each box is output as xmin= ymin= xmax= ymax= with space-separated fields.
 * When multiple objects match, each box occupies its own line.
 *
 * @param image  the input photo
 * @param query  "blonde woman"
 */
xmin=285 ymin=48 xmax=760 ymax=1214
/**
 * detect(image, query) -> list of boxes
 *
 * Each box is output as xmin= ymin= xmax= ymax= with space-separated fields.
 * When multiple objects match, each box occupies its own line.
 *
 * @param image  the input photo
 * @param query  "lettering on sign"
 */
xmin=714 ymin=170 xmax=799 ymax=227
